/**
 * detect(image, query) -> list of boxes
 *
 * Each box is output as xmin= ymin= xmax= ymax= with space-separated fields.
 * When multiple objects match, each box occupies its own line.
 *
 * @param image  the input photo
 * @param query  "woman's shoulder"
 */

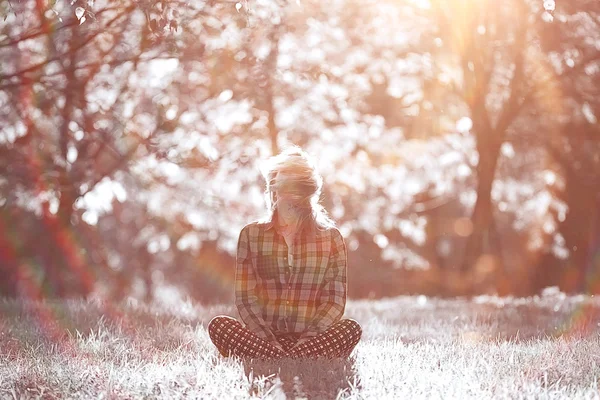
xmin=239 ymin=220 xmax=271 ymax=235
xmin=314 ymin=224 xmax=343 ymax=242
xmin=327 ymin=226 xmax=344 ymax=241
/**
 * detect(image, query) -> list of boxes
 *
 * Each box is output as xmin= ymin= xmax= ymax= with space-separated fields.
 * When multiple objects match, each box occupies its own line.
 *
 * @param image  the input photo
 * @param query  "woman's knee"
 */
xmin=208 ymin=315 xmax=238 ymax=337
xmin=341 ymin=319 xmax=362 ymax=338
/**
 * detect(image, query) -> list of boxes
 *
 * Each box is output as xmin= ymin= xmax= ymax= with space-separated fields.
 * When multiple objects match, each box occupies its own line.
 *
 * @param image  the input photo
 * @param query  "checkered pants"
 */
xmin=208 ymin=316 xmax=362 ymax=360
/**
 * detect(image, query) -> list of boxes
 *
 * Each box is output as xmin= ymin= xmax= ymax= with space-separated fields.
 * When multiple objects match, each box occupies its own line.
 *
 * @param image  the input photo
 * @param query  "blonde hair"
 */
xmin=261 ymin=146 xmax=335 ymax=230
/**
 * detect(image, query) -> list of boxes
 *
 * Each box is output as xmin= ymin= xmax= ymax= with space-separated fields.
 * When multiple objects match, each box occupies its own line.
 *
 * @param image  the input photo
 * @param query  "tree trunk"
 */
xmin=267 ymin=98 xmax=278 ymax=155
xmin=141 ymin=249 xmax=154 ymax=303
xmin=461 ymin=133 xmax=502 ymax=273
xmin=265 ymin=28 xmax=280 ymax=155
xmin=0 ymin=214 xmax=20 ymax=297
xmin=584 ymin=193 xmax=600 ymax=293
xmin=561 ymin=168 xmax=597 ymax=292
xmin=542 ymin=140 xmax=600 ymax=293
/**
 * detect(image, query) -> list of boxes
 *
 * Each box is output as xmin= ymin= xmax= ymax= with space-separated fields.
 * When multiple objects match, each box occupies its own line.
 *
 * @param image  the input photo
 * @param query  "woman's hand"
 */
xmin=289 ymin=337 xmax=312 ymax=351
xmin=272 ymin=341 xmax=287 ymax=354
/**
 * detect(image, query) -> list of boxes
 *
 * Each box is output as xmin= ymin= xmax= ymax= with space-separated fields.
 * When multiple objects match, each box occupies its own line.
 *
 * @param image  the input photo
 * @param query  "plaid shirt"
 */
xmin=235 ymin=215 xmax=347 ymax=342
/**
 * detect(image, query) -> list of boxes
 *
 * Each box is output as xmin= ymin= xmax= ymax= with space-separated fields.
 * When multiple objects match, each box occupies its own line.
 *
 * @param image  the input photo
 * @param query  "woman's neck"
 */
xmin=278 ymin=211 xmax=296 ymax=227
xmin=277 ymin=206 xmax=302 ymax=234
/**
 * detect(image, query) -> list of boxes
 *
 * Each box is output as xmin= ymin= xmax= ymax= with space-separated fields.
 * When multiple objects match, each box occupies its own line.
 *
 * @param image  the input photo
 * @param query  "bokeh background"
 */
xmin=1 ymin=0 xmax=599 ymax=304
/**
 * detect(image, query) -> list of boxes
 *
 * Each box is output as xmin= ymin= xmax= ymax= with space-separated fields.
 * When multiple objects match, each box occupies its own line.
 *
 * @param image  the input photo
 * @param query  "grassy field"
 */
xmin=1 ymin=290 xmax=599 ymax=399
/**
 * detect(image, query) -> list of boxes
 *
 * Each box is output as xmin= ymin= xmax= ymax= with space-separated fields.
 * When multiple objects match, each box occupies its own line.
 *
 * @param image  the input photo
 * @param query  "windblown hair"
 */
xmin=261 ymin=146 xmax=335 ymax=230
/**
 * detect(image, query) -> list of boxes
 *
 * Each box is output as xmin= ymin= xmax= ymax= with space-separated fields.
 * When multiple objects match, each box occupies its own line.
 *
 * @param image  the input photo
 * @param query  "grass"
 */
xmin=0 ymin=290 xmax=599 ymax=399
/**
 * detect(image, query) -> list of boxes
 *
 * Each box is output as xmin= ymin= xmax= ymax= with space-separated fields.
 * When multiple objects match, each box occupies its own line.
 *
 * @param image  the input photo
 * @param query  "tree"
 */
xmin=518 ymin=0 xmax=600 ymax=292
xmin=420 ymin=0 xmax=599 ymax=286
xmin=0 ymin=0 xmax=204 ymax=297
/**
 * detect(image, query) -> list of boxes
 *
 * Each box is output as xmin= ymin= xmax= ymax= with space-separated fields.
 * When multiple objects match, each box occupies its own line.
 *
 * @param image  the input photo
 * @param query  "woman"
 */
xmin=208 ymin=146 xmax=362 ymax=359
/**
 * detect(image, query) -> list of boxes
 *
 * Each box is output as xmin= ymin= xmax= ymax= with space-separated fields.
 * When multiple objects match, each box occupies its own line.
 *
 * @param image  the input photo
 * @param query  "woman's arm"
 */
xmin=234 ymin=225 xmax=277 ymax=342
xmin=303 ymin=228 xmax=347 ymax=337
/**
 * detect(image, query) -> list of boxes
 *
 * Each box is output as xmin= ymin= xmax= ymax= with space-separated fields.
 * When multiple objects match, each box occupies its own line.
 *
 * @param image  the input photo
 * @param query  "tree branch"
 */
xmin=0 ymin=5 xmax=135 ymax=85
xmin=521 ymin=52 xmax=600 ymax=112
xmin=0 ymin=5 xmax=125 ymax=49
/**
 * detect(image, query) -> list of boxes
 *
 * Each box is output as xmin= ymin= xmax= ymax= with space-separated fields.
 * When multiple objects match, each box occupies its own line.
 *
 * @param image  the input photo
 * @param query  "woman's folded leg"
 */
xmin=208 ymin=316 xmax=286 ymax=359
xmin=287 ymin=319 xmax=362 ymax=359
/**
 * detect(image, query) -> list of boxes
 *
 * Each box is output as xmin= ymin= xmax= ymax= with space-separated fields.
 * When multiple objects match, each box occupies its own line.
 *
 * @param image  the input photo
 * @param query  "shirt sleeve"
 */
xmin=303 ymin=228 xmax=347 ymax=337
xmin=234 ymin=225 xmax=277 ymax=342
